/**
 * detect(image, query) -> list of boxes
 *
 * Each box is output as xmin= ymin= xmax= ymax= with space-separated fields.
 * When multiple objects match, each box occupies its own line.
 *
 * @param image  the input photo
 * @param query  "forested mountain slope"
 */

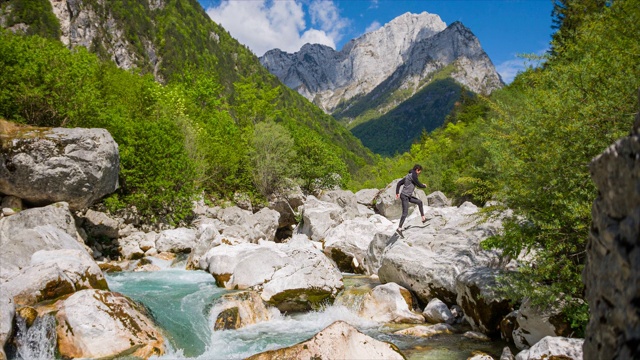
xmin=0 ymin=0 xmax=375 ymax=223
xmin=261 ymin=13 xmax=503 ymax=155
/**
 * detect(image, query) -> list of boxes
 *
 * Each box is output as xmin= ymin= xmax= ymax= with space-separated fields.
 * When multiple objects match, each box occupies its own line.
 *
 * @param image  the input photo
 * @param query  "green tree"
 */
xmin=248 ymin=121 xmax=297 ymax=197
xmin=295 ymin=132 xmax=349 ymax=192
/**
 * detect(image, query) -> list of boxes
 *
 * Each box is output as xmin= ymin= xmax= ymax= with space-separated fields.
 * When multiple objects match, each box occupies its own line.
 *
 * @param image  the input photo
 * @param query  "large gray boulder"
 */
xmin=323 ymin=215 xmax=395 ymax=273
xmin=247 ymin=321 xmax=405 ymax=360
xmin=267 ymin=185 xmax=305 ymax=228
xmin=186 ymin=217 xmax=223 ymax=270
xmin=209 ymin=290 xmax=279 ymax=330
xmin=80 ymin=209 xmax=120 ymax=239
xmin=55 ymin=289 xmax=165 ymax=359
xmin=318 ymin=189 xmax=360 ymax=219
xmin=0 ymin=295 xmax=14 ymax=360
xmin=376 ymin=202 xmax=504 ymax=304
xmin=358 ymin=283 xmax=424 ymax=324
xmin=1 ymin=249 xmax=107 ymax=306
xmin=0 ymin=202 xmax=87 ymax=282
xmin=0 ymin=121 xmax=119 ymax=210
xmin=202 ymin=236 xmax=343 ymax=312
xmin=423 ymin=298 xmax=454 ymax=324
xmin=155 ymin=227 xmax=197 ymax=253
xmin=297 ymin=195 xmax=356 ymax=241
xmin=515 ymin=336 xmax=583 ymax=360
xmin=246 ymin=207 xmax=280 ymax=242
xmin=511 ymin=298 xmax=572 ymax=350
xmin=455 ymin=267 xmax=513 ymax=337
xmin=355 ymin=188 xmax=380 ymax=206
xmin=583 ymin=112 xmax=640 ymax=359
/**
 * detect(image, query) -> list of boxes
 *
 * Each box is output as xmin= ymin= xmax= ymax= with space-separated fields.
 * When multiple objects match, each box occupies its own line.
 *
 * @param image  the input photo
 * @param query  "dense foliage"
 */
xmin=0 ymin=0 xmax=373 ymax=223
xmin=350 ymin=0 xmax=639 ymax=334
xmin=334 ymin=64 xmax=464 ymax=156
xmin=350 ymin=78 xmax=464 ymax=156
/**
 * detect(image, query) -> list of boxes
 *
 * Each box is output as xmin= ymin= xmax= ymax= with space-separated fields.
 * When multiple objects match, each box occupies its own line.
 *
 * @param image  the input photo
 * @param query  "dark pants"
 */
xmin=399 ymin=194 xmax=424 ymax=228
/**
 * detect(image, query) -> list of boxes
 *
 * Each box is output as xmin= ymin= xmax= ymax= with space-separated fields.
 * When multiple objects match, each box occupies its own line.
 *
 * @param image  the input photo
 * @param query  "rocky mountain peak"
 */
xmin=260 ymin=12 xmax=500 ymax=114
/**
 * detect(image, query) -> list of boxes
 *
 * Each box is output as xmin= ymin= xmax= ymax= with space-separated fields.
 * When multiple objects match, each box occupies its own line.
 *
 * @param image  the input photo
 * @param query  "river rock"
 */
xmin=423 ymin=298 xmax=454 ymax=324
xmin=297 ymin=195 xmax=356 ymax=241
xmin=394 ymin=323 xmax=454 ymax=337
xmin=210 ymin=290 xmax=279 ymax=330
xmin=247 ymin=207 xmax=280 ymax=241
xmin=456 ymin=267 xmax=513 ymax=337
xmin=218 ymin=206 xmax=251 ymax=227
xmin=267 ymin=185 xmax=305 ymax=228
xmin=468 ymin=352 xmax=495 ymax=360
xmin=0 ymin=120 xmax=119 ymax=210
xmin=583 ymin=115 xmax=640 ymax=359
xmin=323 ymin=215 xmax=395 ymax=273
xmin=55 ymin=289 xmax=164 ymax=359
xmin=203 ymin=236 xmax=343 ymax=312
xmin=318 ymin=189 xmax=360 ymax=218
xmin=0 ymin=296 xmax=14 ymax=360
xmin=186 ymin=217 xmax=223 ymax=270
xmin=1 ymin=195 xmax=22 ymax=212
xmin=376 ymin=199 xmax=505 ymax=304
xmin=515 ymin=336 xmax=583 ymax=360
xmin=425 ymin=191 xmax=450 ymax=207
xmin=247 ymin=321 xmax=404 ymax=360
xmin=364 ymin=231 xmax=395 ymax=274
xmin=501 ymin=346 xmax=515 ymax=360
xmin=155 ymin=227 xmax=197 ymax=253
xmin=464 ymin=331 xmax=491 ymax=341
xmin=511 ymin=298 xmax=571 ymax=350
xmin=117 ymin=232 xmax=145 ymax=260
xmin=80 ymin=209 xmax=119 ymax=239
xmin=0 ymin=202 xmax=87 ymax=282
xmin=355 ymin=188 xmax=380 ymax=206
xmin=358 ymin=283 xmax=424 ymax=324
xmin=1 ymin=249 xmax=107 ymax=306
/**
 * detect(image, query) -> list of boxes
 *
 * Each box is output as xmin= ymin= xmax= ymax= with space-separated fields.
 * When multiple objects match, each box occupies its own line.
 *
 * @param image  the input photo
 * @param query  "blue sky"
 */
xmin=198 ymin=0 xmax=555 ymax=83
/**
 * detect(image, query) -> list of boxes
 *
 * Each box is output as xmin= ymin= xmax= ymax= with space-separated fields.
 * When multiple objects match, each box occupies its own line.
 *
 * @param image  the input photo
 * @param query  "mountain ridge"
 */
xmin=260 ymin=12 xmax=503 ymax=155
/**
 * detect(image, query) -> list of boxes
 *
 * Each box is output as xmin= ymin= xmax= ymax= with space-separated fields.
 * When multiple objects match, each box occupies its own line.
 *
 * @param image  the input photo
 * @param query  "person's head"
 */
xmin=412 ymin=164 xmax=422 ymax=174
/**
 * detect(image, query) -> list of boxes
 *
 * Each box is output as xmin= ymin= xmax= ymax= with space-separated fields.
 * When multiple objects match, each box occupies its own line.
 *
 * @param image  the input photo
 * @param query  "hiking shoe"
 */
xmin=396 ymin=228 xmax=404 ymax=238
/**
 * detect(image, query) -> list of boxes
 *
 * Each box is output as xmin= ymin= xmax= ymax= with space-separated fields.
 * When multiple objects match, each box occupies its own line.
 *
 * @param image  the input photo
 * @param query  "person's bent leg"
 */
xmin=398 ymin=195 xmax=409 ymax=228
xmin=409 ymin=196 xmax=425 ymax=216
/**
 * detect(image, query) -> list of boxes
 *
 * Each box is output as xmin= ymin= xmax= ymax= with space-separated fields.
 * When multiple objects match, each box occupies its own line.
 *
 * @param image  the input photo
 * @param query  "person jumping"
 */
xmin=395 ymin=164 xmax=428 ymax=238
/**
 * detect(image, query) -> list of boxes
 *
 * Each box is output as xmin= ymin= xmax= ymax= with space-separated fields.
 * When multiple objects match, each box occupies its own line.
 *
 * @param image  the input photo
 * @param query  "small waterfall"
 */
xmin=14 ymin=314 xmax=57 ymax=360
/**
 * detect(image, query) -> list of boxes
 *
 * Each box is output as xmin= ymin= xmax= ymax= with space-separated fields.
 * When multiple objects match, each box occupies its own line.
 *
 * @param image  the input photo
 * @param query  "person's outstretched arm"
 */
xmin=412 ymin=172 xmax=427 ymax=188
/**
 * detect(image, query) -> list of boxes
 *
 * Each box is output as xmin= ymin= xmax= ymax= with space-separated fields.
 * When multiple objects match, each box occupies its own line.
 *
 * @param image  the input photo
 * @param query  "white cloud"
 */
xmin=369 ymin=0 xmax=379 ymax=9
xmin=496 ymin=50 xmax=548 ymax=84
xmin=204 ymin=0 xmax=349 ymax=56
xmin=365 ymin=20 xmax=382 ymax=34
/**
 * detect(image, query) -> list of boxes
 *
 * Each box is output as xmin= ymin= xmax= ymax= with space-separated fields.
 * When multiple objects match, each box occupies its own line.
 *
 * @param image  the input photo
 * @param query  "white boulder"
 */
xmin=155 ymin=227 xmax=197 ymax=253
xmin=0 ymin=121 xmax=119 ymax=210
xmin=323 ymin=215 xmax=394 ymax=273
xmin=55 ymin=289 xmax=165 ymax=359
xmin=423 ymin=298 xmax=454 ymax=324
xmin=0 ymin=202 xmax=87 ymax=282
xmin=515 ymin=336 xmax=583 ymax=360
xmin=247 ymin=321 xmax=404 ymax=360
xmin=358 ymin=283 xmax=424 ymax=324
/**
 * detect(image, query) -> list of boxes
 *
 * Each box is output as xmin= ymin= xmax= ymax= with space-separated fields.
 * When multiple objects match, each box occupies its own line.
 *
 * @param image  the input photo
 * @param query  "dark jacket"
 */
xmin=396 ymin=170 xmax=426 ymax=197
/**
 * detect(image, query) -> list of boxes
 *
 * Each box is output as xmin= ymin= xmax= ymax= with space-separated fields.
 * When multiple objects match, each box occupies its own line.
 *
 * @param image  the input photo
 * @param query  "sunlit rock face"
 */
xmin=260 ymin=12 xmax=502 ymax=113
xmin=583 ymin=106 xmax=640 ymax=359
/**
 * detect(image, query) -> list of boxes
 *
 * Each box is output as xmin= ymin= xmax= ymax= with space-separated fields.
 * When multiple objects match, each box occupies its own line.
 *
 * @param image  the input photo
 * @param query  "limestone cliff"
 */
xmin=260 ymin=12 xmax=503 ymax=114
